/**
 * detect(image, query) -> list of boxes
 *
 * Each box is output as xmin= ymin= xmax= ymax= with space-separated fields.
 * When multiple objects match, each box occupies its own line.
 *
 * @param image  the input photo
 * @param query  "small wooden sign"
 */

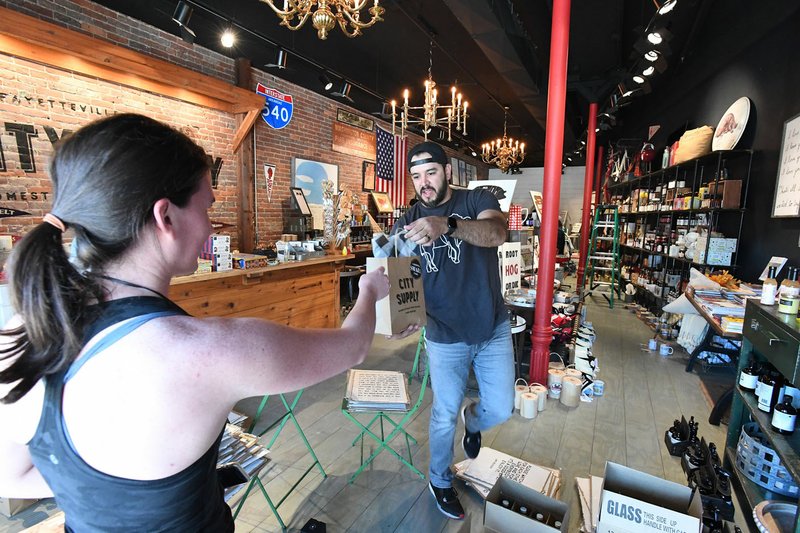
xmin=332 ymin=121 xmax=376 ymax=160
xmin=337 ymin=108 xmax=374 ymax=131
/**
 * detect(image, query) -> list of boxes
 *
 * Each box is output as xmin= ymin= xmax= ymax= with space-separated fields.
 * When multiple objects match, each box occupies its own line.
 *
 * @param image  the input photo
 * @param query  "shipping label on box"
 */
xmin=367 ymin=256 xmax=427 ymax=336
xmin=597 ymin=462 xmax=702 ymax=533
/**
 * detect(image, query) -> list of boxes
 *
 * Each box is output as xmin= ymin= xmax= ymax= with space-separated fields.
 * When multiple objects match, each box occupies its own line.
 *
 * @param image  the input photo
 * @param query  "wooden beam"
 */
xmin=0 ymin=6 xmax=262 ymax=113
xmin=231 ymin=109 xmax=261 ymax=154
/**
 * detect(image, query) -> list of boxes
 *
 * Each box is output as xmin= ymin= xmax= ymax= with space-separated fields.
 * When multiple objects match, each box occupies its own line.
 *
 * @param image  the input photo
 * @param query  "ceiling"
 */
xmin=90 ymin=0 xmax=710 ymax=167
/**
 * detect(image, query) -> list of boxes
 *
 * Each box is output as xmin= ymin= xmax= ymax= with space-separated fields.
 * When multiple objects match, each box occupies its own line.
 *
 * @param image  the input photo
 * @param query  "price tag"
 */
xmin=256 ymin=83 xmax=293 ymax=130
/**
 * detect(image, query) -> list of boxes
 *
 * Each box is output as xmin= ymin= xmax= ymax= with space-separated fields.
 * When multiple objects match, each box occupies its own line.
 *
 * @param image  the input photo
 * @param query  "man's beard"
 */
xmin=417 ymin=185 xmax=448 ymax=208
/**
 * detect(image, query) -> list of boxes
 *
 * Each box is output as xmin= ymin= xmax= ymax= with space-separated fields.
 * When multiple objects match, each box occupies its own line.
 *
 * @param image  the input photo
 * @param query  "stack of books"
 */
xmin=720 ymin=316 xmax=744 ymax=334
xmin=217 ymin=423 xmax=270 ymax=502
xmin=453 ymin=447 xmax=561 ymax=499
xmin=343 ymin=369 xmax=411 ymax=412
xmin=693 ymin=290 xmax=746 ymax=317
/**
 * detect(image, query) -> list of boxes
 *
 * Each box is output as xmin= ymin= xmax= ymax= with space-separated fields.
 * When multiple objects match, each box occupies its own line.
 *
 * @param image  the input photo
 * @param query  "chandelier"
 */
xmin=258 ymin=0 xmax=385 ymax=40
xmin=391 ymin=43 xmax=469 ymax=141
xmin=481 ymin=110 xmax=525 ymax=173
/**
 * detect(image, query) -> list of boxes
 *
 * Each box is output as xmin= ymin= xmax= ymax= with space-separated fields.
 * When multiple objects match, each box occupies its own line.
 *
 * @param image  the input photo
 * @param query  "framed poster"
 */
xmin=772 ymin=112 xmax=800 ymax=217
xmin=458 ymin=159 xmax=467 ymax=186
xmin=292 ymin=157 xmax=338 ymax=206
xmin=370 ymin=191 xmax=394 ymax=213
xmin=362 ymin=161 xmax=376 ymax=191
xmin=289 ymin=187 xmax=312 ymax=215
xmin=530 ymin=190 xmax=544 ymax=220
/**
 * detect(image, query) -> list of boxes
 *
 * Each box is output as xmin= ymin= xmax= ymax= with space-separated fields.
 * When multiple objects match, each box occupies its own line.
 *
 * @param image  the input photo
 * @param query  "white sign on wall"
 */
xmin=498 ymin=242 xmax=521 ymax=295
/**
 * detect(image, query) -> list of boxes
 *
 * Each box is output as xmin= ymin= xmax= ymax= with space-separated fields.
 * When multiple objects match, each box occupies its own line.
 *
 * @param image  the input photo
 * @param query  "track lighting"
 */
xmin=266 ymin=48 xmax=287 ymax=69
xmin=221 ymin=29 xmax=236 ymax=47
xmin=171 ymin=1 xmax=195 ymax=44
xmin=319 ymin=73 xmax=333 ymax=91
xmin=331 ymin=81 xmax=353 ymax=102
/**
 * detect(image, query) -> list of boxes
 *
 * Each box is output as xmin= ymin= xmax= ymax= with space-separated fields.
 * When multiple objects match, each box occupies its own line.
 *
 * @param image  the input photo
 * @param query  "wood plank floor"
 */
xmin=0 ymin=295 xmax=748 ymax=532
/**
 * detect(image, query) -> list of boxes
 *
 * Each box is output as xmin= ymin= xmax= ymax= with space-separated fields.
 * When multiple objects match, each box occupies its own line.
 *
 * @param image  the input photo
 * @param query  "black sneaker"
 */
xmin=429 ymin=482 xmax=465 ymax=520
xmin=461 ymin=405 xmax=481 ymax=459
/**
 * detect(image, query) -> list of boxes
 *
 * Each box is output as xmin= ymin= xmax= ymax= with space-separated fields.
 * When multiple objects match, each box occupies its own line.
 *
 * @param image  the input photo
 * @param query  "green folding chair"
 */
xmin=232 ymin=391 xmax=326 ymax=531
xmin=341 ymin=329 xmax=429 ymax=483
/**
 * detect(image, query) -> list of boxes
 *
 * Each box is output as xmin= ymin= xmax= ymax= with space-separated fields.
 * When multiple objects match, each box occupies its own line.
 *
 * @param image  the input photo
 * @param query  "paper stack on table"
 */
xmin=343 ymin=369 xmax=411 ymax=412
xmin=575 ymin=475 xmax=603 ymax=533
xmin=453 ymin=447 xmax=561 ymax=499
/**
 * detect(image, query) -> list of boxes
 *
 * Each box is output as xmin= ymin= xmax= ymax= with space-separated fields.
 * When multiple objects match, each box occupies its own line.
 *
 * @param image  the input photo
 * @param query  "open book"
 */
xmin=343 ymin=369 xmax=410 ymax=412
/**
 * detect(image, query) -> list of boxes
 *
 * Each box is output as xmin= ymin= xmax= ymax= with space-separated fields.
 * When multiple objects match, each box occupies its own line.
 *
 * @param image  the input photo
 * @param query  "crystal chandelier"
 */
xmin=259 ymin=0 xmax=385 ymax=40
xmin=481 ymin=110 xmax=525 ymax=173
xmin=391 ymin=43 xmax=469 ymax=141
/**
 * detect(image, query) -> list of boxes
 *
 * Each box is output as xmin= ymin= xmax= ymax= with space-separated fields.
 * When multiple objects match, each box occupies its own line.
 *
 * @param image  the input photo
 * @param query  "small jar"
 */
xmin=772 ymin=396 xmax=797 ymax=435
xmin=739 ymin=359 xmax=759 ymax=391
xmin=779 ymin=295 xmax=800 ymax=315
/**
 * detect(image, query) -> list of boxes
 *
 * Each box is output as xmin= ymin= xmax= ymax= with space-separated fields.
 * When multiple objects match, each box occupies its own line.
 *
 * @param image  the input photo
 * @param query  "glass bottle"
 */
xmin=772 ymin=395 xmax=798 ymax=435
xmin=781 ymin=267 xmax=800 ymax=297
xmin=761 ymin=265 xmax=778 ymax=305
xmin=758 ymin=371 xmax=783 ymax=414
xmin=738 ymin=358 xmax=759 ymax=391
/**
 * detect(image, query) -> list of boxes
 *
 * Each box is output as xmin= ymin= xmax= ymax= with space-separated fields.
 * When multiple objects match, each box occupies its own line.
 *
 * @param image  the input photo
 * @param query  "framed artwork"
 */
xmin=458 ymin=159 xmax=467 ymax=186
xmin=468 ymin=179 xmax=518 ymax=212
xmin=362 ymin=161 xmax=376 ymax=191
xmin=370 ymin=191 xmax=394 ymax=213
xmin=450 ymin=157 xmax=460 ymax=185
xmin=292 ymin=157 xmax=339 ymax=206
xmin=772 ymin=112 xmax=800 ymax=217
xmin=289 ymin=187 xmax=312 ymax=215
xmin=530 ymin=190 xmax=544 ymax=220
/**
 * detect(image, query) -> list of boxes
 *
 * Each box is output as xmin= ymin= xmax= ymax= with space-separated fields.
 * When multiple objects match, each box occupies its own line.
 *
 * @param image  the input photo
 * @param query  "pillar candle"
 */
xmin=529 ymin=384 xmax=548 ymax=411
xmin=560 ymin=376 xmax=582 ymax=407
xmin=520 ymin=392 xmax=538 ymax=419
xmin=547 ymin=369 xmax=565 ymax=399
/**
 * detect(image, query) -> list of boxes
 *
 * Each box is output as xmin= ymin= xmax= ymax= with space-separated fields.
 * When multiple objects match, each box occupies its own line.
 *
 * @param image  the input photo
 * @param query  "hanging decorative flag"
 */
xmin=264 ymin=164 xmax=276 ymax=202
xmin=256 ymin=83 xmax=293 ymax=130
xmin=0 ymin=207 xmax=30 ymax=218
xmin=375 ymin=126 xmax=407 ymax=214
xmin=648 ymin=125 xmax=661 ymax=140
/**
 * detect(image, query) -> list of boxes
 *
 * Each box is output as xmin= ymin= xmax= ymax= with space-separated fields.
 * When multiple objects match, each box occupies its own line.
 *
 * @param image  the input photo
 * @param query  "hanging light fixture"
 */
xmin=258 ymin=0 xmax=385 ymax=40
xmin=391 ymin=41 xmax=469 ymax=141
xmin=481 ymin=108 xmax=525 ymax=173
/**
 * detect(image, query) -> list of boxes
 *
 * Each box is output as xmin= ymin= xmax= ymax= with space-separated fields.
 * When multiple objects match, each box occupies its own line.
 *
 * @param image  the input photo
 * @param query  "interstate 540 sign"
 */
xmin=256 ymin=83 xmax=293 ymax=129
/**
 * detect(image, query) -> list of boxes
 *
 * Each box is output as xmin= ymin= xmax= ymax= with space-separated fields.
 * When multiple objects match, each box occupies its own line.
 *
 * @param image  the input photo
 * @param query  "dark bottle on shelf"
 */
xmin=757 ymin=370 xmax=783 ymax=414
xmin=738 ymin=357 xmax=759 ymax=391
xmin=771 ymin=395 xmax=797 ymax=435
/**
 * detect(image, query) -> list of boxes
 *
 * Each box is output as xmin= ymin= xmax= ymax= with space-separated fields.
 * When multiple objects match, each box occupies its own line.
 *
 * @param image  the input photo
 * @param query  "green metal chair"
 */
xmin=232 ymin=391 xmax=326 ymax=531
xmin=341 ymin=329 xmax=429 ymax=483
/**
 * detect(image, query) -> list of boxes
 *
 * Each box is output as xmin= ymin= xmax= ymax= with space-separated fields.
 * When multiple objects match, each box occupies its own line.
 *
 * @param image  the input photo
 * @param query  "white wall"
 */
xmin=489 ymin=166 xmax=589 ymax=226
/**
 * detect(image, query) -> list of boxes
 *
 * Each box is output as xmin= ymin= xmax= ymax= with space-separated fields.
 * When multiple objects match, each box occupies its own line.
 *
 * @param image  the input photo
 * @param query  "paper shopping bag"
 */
xmin=367 ymin=256 xmax=427 ymax=335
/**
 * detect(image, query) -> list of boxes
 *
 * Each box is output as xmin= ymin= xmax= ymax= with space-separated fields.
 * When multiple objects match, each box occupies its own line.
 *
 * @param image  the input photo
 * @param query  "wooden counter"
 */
xmin=168 ymin=254 xmax=353 ymax=328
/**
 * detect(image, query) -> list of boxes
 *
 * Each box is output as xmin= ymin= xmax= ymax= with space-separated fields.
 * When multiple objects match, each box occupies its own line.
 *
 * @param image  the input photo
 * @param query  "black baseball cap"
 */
xmin=407 ymin=141 xmax=448 ymax=169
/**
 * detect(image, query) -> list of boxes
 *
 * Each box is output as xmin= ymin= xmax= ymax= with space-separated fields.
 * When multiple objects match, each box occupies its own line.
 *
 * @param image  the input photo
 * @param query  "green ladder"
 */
xmin=584 ymin=204 xmax=621 ymax=308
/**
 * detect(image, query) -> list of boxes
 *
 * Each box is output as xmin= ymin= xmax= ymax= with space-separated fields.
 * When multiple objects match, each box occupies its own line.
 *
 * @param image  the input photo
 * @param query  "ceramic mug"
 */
xmin=647 ymin=338 xmax=658 ymax=351
xmin=659 ymin=344 xmax=674 ymax=356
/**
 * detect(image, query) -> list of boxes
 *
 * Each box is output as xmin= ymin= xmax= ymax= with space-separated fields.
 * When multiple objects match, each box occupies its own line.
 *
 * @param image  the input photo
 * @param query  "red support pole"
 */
xmin=594 ymin=144 xmax=604 ymax=208
xmin=576 ymin=102 xmax=598 ymax=289
xmin=529 ymin=0 xmax=571 ymax=385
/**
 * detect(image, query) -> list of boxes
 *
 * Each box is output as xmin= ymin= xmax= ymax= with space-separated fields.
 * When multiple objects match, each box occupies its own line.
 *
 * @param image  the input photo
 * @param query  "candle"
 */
xmin=547 ymin=368 xmax=565 ymax=399
xmin=520 ymin=392 xmax=538 ymax=419
xmin=403 ymin=89 xmax=409 ymax=107
xmin=560 ymin=376 xmax=582 ymax=407
xmin=529 ymin=384 xmax=548 ymax=411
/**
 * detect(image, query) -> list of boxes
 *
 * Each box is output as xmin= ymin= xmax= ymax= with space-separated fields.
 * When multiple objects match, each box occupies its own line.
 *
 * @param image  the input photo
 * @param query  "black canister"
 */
xmin=772 ymin=395 xmax=797 ymax=435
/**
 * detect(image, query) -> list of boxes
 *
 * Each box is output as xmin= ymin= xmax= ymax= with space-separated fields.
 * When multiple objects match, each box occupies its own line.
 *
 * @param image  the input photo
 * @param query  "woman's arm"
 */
xmin=0 ymin=440 xmax=53 ymax=498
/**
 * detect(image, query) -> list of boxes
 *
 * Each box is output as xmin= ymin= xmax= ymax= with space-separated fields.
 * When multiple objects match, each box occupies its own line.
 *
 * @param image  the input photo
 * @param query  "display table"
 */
xmin=169 ymin=254 xmax=352 ymax=328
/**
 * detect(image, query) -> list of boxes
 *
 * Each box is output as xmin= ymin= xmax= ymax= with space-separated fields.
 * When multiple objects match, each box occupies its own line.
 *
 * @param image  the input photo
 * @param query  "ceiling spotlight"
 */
xmin=319 ymin=73 xmax=333 ymax=91
xmin=647 ymin=31 xmax=663 ymax=45
xmin=172 ymin=1 xmax=193 ymax=26
xmin=172 ymin=1 xmax=195 ymax=44
xmin=643 ymin=66 xmax=655 ymax=76
xmin=645 ymin=50 xmax=660 ymax=62
xmin=633 ymin=75 xmax=645 ymax=84
xmin=471 ymin=149 xmax=478 ymax=157
xmin=331 ymin=81 xmax=353 ymax=102
xmin=221 ymin=29 xmax=236 ymax=48
xmin=266 ymin=48 xmax=287 ymax=69
xmin=658 ymin=0 xmax=677 ymax=15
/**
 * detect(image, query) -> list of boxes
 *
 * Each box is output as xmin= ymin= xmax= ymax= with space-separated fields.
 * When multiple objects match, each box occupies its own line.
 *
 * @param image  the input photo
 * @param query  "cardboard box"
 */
xmin=0 ymin=497 xmax=38 ymax=517
xmin=484 ymin=477 xmax=569 ymax=532
xmin=203 ymin=234 xmax=231 ymax=255
xmin=367 ymin=256 xmax=427 ymax=335
xmin=597 ymin=462 xmax=702 ymax=533
xmin=200 ymin=252 xmax=233 ymax=271
xmin=693 ymin=237 xmax=737 ymax=266
xmin=232 ymin=253 xmax=269 ymax=269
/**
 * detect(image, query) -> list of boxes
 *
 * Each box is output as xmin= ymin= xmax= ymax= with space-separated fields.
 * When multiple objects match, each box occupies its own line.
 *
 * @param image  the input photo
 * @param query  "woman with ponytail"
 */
xmin=0 ymin=114 xmax=389 ymax=531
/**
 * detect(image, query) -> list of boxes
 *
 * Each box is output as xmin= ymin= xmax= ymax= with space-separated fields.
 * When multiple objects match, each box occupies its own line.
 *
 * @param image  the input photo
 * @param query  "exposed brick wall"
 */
xmin=0 ymin=0 xmax=491 ymax=252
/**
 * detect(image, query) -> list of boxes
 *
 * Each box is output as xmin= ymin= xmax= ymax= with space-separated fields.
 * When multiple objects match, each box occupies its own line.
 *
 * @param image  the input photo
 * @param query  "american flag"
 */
xmin=375 ymin=126 xmax=407 ymax=212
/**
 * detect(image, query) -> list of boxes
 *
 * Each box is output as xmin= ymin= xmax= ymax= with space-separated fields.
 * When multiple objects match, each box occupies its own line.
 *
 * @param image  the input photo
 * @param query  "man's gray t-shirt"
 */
xmin=393 ymin=188 xmax=507 ymax=344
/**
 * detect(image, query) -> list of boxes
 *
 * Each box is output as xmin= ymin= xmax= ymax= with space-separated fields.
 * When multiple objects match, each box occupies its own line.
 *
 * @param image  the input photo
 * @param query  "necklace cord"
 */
xmin=95 ymin=274 xmax=170 ymax=301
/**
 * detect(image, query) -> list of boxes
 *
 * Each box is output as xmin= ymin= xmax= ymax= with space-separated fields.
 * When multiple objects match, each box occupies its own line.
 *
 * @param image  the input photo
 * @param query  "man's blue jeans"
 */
xmin=424 ymin=319 xmax=515 ymax=488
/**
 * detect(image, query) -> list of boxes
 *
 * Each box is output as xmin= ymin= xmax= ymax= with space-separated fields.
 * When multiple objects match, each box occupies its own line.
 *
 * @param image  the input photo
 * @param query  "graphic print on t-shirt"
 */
xmin=419 ymin=214 xmax=468 ymax=273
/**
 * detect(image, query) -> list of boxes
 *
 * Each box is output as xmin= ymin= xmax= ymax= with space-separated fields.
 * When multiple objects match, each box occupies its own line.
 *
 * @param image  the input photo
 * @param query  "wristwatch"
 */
xmin=446 ymin=216 xmax=458 ymax=236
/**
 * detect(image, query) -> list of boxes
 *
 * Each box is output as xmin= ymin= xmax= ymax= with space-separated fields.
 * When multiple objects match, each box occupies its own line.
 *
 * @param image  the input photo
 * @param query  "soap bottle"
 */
xmin=772 ymin=395 xmax=797 ymax=435
xmin=761 ymin=266 xmax=778 ymax=305
xmin=758 ymin=371 xmax=783 ymax=414
xmin=780 ymin=267 xmax=800 ymax=297
xmin=738 ymin=358 xmax=759 ymax=391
